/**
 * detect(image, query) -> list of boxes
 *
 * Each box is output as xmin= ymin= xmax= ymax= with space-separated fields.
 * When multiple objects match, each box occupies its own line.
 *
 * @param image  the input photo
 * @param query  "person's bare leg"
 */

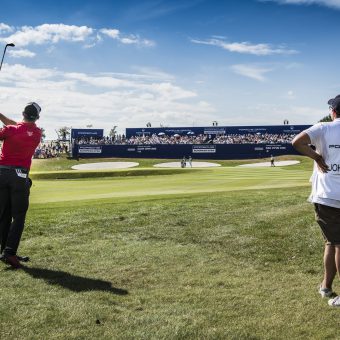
xmin=322 ymin=244 xmax=336 ymax=289
xmin=334 ymin=245 xmax=340 ymax=281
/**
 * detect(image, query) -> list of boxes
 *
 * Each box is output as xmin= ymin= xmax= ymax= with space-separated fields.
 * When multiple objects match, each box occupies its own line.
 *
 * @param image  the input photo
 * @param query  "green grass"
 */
xmin=31 ymin=154 xmax=312 ymax=172
xmin=30 ymin=166 xmax=310 ymax=204
xmin=1 ymin=156 xmax=336 ymax=340
xmin=31 ymin=156 xmax=169 ymax=172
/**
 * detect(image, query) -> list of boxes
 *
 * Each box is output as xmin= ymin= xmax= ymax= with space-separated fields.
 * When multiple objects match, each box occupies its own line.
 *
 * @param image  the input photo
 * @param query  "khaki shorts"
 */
xmin=314 ymin=203 xmax=340 ymax=245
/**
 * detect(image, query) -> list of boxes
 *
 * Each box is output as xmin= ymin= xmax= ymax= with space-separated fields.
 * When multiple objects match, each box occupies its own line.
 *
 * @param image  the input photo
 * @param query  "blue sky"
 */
xmin=0 ymin=0 xmax=339 ymax=138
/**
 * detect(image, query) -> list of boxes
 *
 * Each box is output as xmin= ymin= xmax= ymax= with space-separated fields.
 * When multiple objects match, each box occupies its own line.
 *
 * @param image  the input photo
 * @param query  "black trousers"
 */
xmin=0 ymin=198 xmax=11 ymax=252
xmin=0 ymin=168 xmax=30 ymax=255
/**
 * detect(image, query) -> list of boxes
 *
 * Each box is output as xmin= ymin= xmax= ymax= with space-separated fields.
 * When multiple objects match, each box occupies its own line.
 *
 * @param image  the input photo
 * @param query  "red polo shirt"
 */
xmin=0 ymin=122 xmax=41 ymax=170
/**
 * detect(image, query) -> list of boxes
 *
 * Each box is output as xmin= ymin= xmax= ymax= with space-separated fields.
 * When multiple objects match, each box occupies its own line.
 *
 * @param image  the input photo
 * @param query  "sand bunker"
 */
xmin=154 ymin=161 xmax=221 ymax=168
xmin=238 ymin=160 xmax=300 ymax=168
xmin=72 ymin=162 xmax=139 ymax=170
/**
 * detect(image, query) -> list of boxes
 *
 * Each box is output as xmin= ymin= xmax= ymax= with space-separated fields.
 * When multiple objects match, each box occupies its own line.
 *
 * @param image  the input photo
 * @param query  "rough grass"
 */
xmin=1 ymin=156 xmax=335 ymax=339
xmin=29 ymin=168 xmax=201 ymax=180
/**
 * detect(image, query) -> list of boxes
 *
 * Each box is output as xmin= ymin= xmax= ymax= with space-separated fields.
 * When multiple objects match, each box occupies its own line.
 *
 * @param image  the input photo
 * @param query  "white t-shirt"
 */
xmin=305 ymin=118 xmax=340 ymax=208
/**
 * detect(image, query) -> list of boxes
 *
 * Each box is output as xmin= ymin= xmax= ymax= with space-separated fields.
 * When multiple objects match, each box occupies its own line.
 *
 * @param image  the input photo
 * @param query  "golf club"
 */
xmin=0 ymin=43 xmax=15 ymax=72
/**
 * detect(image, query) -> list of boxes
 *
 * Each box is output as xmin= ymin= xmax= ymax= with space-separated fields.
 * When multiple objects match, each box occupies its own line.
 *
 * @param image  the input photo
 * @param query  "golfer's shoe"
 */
xmin=0 ymin=254 xmax=29 ymax=262
xmin=328 ymin=296 xmax=340 ymax=307
xmin=319 ymin=285 xmax=335 ymax=298
xmin=1 ymin=254 xmax=22 ymax=269
xmin=17 ymin=255 xmax=30 ymax=262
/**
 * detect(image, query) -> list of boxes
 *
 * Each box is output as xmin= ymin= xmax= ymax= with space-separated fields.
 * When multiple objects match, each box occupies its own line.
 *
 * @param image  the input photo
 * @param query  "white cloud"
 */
xmin=191 ymin=38 xmax=298 ymax=55
xmin=0 ymin=63 xmax=58 ymax=82
xmin=8 ymin=49 xmax=36 ymax=58
xmin=283 ymin=90 xmax=296 ymax=99
xmin=83 ymin=34 xmax=103 ymax=49
xmin=287 ymin=90 xmax=295 ymax=98
xmin=62 ymin=72 xmax=196 ymax=100
xmin=261 ymin=0 xmax=340 ymax=9
xmin=0 ymin=23 xmax=155 ymax=49
xmin=100 ymin=28 xmax=155 ymax=47
xmin=0 ymin=23 xmax=13 ymax=33
xmin=231 ymin=64 xmax=273 ymax=81
xmin=0 ymin=24 xmax=93 ymax=47
xmin=130 ymin=66 xmax=175 ymax=81
xmin=100 ymin=28 xmax=120 ymax=39
xmin=0 ymin=64 xmax=215 ymax=138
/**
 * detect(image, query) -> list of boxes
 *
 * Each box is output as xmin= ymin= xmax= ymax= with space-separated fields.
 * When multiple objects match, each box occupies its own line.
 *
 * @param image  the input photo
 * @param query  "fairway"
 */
xmin=2 ymin=158 xmax=339 ymax=340
xmin=30 ymin=166 xmax=311 ymax=204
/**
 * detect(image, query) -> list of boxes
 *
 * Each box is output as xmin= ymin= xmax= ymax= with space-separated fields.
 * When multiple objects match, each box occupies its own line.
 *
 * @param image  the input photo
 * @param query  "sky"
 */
xmin=0 ymin=0 xmax=340 ymax=139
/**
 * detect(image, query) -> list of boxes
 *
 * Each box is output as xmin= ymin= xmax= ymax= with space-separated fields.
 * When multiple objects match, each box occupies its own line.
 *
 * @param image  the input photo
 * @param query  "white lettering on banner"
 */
xmin=165 ymin=129 xmax=192 ymax=134
xmin=192 ymin=145 xmax=216 ymax=153
xmin=79 ymin=147 xmax=102 ymax=154
xmin=239 ymin=128 xmax=266 ymax=132
xmin=204 ymin=129 xmax=226 ymax=135
xmin=137 ymin=146 xmax=157 ymax=151
xmin=254 ymin=147 xmax=264 ymax=151
xmin=127 ymin=148 xmax=136 ymax=152
xmin=265 ymin=145 xmax=287 ymax=150
xmin=78 ymin=132 xmax=98 ymax=135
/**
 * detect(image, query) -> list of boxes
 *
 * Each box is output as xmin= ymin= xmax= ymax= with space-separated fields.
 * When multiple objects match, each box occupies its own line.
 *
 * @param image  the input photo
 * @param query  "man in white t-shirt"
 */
xmin=292 ymin=94 xmax=340 ymax=307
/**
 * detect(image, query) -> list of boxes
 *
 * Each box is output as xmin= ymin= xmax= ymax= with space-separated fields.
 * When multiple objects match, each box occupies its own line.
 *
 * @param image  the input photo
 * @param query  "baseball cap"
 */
xmin=328 ymin=95 xmax=340 ymax=112
xmin=23 ymin=102 xmax=41 ymax=119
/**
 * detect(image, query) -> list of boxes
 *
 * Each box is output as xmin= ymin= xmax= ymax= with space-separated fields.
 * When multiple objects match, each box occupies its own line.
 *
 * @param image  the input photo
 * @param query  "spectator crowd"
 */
xmin=74 ymin=132 xmax=297 ymax=146
xmin=33 ymin=141 xmax=69 ymax=159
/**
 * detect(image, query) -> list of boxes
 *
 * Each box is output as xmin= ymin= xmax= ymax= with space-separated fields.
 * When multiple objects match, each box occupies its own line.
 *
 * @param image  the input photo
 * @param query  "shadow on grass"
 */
xmin=22 ymin=266 xmax=128 ymax=295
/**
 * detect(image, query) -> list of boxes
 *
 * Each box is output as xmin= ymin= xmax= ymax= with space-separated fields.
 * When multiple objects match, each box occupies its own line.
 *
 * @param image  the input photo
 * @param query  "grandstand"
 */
xmin=70 ymin=124 xmax=311 ymax=160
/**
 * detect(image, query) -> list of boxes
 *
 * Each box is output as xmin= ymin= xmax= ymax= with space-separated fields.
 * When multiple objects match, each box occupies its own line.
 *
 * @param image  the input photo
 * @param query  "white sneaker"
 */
xmin=328 ymin=296 xmax=340 ymax=307
xmin=319 ymin=285 xmax=334 ymax=298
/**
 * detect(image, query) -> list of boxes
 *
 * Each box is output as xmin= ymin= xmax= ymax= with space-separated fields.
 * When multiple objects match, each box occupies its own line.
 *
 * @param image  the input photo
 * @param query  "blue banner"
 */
xmin=71 ymin=129 xmax=104 ymax=139
xmin=72 ymin=143 xmax=299 ymax=160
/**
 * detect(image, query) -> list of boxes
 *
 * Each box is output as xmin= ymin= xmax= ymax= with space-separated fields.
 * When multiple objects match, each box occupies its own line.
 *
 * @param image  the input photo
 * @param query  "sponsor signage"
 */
xmin=164 ymin=128 xmax=193 ymax=134
xmin=192 ymin=145 xmax=216 ymax=153
xmin=203 ymin=128 xmax=226 ymax=135
xmin=71 ymin=129 xmax=104 ymax=139
xmin=265 ymin=145 xmax=287 ymax=150
xmin=73 ymin=143 xmax=298 ymax=159
xmin=282 ymin=126 xmax=304 ymax=133
xmin=238 ymin=128 xmax=267 ymax=133
xmin=137 ymin=146 xmax=157 ymax=152
xmin=78 ymin=146 xmax=102 ymax=154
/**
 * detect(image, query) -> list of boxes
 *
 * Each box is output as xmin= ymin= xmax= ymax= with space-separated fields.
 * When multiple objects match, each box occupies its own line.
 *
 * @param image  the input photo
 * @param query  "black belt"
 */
xmin=0 ymin=165 xmax=29 ymax=173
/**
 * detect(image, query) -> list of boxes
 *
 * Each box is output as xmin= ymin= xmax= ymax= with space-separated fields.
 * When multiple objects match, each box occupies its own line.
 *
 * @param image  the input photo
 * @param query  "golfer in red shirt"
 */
xmin=0 ymin=102 xmax=42 ymax=269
